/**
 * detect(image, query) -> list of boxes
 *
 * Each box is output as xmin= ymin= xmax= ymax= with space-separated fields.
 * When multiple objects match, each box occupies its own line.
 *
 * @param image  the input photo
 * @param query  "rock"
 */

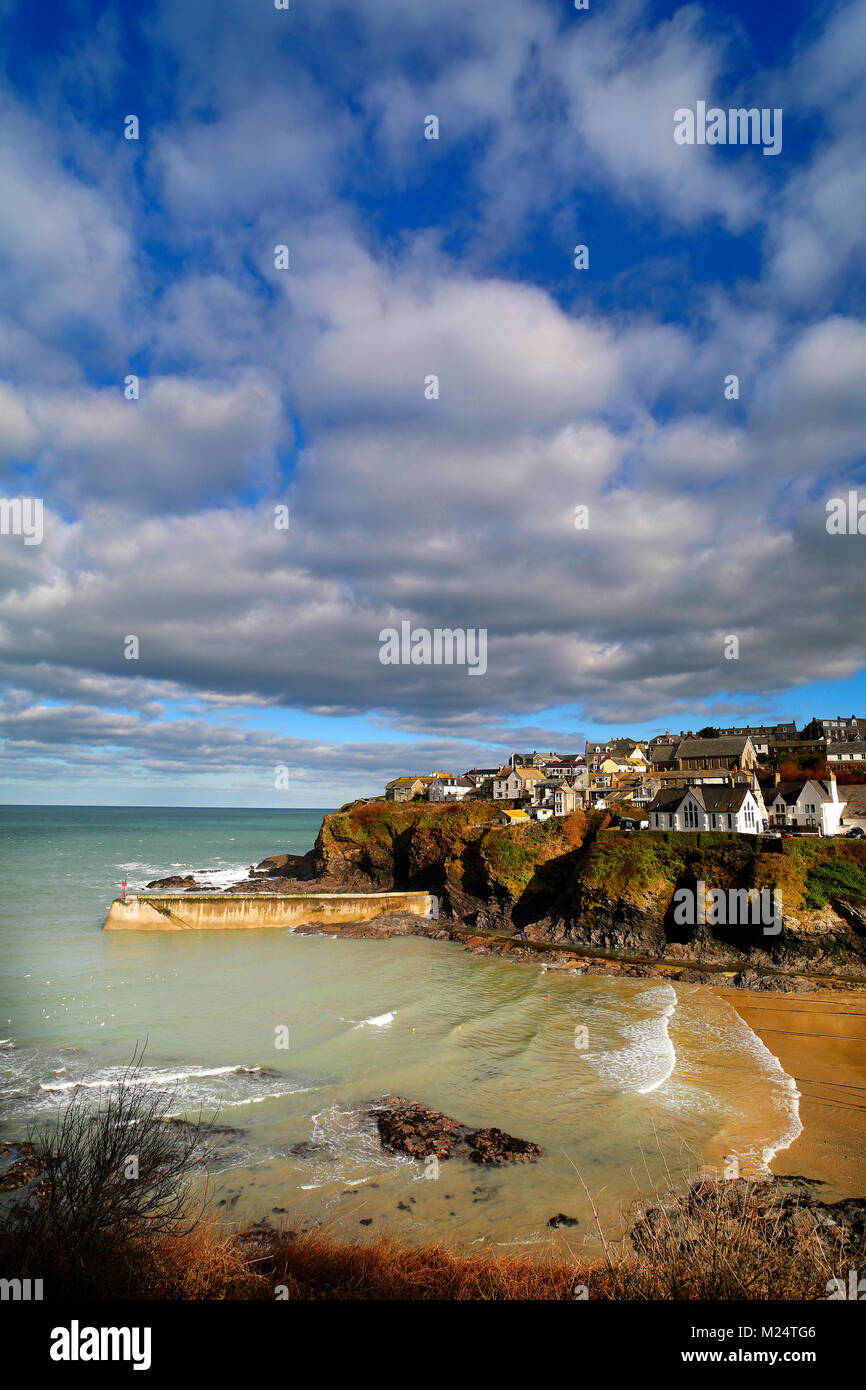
xmin=465 ymin=1126 xmax=541 ymax=1165
xmin=370 ymin=1096 xmax=541 ymax=1166
xmin=145 ymin=875 xmax=197 ymax=889
xmin=359 ymin=1218 xmax=373 ymax=1226
xmin=547 ymin=1213 xmax=579 ymax=1228
xmin=0 ymin=1144 xmax=48 ymax=1192
xmin=255 ymin=850 xmax=316 ymax=880
xmin=288 ymin=1140 xmax=321 ymax=1158
xmin=306 ymin=800 xmax=866 ymax=986
xmin=631 ymin=1176 xmax=866 ymax=1263
xmin=372 ymin=1098 xmax=460 ymax=1160
xmin=296 ymin=910 xmax=444 ymax=940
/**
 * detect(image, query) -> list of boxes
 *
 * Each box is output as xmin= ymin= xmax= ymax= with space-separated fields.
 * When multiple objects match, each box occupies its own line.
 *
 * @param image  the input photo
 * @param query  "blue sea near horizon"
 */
xmin=0 ymin=805 xmax=804 ymax=1253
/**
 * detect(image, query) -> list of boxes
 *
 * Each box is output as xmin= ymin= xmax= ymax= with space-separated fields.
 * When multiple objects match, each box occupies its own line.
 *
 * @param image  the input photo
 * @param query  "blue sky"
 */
xmin=0 ymin=0 xmax=864 ymax=805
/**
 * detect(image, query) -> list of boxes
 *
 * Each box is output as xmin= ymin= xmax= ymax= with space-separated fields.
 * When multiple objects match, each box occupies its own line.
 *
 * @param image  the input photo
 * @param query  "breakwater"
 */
xmin=103 ymin=890 xmax=434 ymax=931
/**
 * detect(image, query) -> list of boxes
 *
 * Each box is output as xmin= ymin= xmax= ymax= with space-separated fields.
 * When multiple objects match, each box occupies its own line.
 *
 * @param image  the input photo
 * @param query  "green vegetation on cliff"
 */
xmin=312 ymin=800 xmax=866 ymax=977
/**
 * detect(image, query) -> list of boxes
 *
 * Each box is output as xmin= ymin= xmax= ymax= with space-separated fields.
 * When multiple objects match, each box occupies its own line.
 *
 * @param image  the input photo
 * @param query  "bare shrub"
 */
xmin=0 ymin=1045 xmax=215 ymax=1295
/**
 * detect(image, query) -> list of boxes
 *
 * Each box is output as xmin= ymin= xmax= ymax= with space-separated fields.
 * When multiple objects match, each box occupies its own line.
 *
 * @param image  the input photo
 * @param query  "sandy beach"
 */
xmin=716 ymin=987 xmax=866 ymax=1198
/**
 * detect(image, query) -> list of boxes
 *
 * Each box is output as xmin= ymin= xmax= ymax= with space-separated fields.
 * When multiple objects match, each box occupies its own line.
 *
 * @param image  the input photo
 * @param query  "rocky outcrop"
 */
xmin=146 ymin=874 xmax=197 ymax=889
xmin=370 ymin=1096 xmax=542 ymax=1165
xmin=293 ymin=910 xmax=448 ymax=939
xmin=253 ymin=850 xmax=316 ymax=880
xmin=298 ymin=800 xmax=866 ymax=984
xmin=631 ymin=1176 xmax=866 ymax=1264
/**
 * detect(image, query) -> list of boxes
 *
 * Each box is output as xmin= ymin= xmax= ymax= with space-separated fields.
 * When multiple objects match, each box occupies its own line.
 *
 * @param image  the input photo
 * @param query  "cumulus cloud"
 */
xmin=0 ymin=0 xmax=864 ymax=797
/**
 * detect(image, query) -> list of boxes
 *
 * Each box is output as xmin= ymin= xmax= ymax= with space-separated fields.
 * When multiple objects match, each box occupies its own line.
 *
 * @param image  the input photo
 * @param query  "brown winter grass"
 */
xmin=2 ymin=1183 xmax=851 ymax=1300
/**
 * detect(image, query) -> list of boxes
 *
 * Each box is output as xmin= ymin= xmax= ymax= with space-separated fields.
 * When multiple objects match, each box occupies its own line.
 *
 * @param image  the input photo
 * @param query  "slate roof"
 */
xmin=648 ymin=784 xmax=757 ymax=814
xmin=674 ymin=737 xmax=752 ymax=759
xmin=649 ymin=743 xmax=678 ymax=763
xmin=766 ymin=779 xmax=835 ymax=806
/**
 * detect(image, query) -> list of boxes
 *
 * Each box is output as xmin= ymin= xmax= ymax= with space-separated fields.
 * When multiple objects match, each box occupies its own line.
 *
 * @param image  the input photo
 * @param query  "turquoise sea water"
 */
xmin=0 ymin=806 xmax=803 ymax=1253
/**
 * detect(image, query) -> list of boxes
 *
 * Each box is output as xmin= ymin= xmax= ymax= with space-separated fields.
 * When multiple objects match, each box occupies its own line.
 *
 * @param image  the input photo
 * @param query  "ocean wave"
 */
xmin=39 ymin=1063 xmax=267 ymax=1092
xmin=582 ymin=983 xmax=678 ymax=1095
xmin=297 ymin=1102 xmax=414 ymax=1194
xmin=120 ymin=863 xmax=251 ymax=891
xmin=0 ymin=1047 xmax=308 ymax=1126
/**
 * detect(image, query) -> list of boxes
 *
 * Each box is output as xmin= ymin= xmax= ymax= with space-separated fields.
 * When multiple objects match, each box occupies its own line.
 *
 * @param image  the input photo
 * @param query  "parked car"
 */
xmin=845 ymin=826 xmax=866 ymax=838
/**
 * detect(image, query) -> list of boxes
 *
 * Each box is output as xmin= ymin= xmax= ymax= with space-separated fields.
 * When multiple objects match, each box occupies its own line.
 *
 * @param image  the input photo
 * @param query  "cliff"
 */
xmin=308 ymin=799 xmax=866 ymax=980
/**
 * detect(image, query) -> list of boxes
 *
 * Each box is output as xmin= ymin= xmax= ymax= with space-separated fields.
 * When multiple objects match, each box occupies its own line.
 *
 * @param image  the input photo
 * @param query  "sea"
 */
xmin=0 ymin=805 xmax=802 ymax=1255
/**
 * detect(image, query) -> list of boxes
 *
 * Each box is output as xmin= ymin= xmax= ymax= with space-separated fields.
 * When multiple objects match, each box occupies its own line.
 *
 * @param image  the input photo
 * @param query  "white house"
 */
xmin=554 ymin=779 xmax=583 ymax=816
xmin=764 ymin=777 xmax=846 ymax=836
xmin=428 ymin=775 xmax=475 ymax=802
xmin=648 ymin=783 xmax=766 ymax=834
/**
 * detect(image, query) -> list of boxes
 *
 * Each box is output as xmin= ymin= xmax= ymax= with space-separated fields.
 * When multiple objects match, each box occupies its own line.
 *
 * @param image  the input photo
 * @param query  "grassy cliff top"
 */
xmin=317 ymin=799 xmax=866 ymax=914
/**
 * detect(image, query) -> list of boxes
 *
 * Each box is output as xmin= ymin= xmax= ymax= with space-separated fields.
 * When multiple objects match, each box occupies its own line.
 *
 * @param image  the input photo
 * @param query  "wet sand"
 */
xmin=715 ymin=987 xmax=866 ymax=1198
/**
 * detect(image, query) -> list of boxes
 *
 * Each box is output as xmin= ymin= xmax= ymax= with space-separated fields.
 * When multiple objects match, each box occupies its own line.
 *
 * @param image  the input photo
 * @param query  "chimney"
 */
xmin=829 ymin=771 xmax=839 ymax=803
xmin=774 ymin=771 xmax=781 ymax=786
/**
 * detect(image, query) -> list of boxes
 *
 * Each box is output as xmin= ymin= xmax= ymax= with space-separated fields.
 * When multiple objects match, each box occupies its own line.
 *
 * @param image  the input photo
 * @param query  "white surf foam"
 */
xmin=39 ymin=1063 xmax=263 ymax=1092
xmin=583 ymin=983 xmax=678 ymax=1095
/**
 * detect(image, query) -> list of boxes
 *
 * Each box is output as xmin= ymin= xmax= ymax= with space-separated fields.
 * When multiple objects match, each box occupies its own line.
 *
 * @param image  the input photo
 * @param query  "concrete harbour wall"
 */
xmin=103 ymin=890 xmax=434 ymax=931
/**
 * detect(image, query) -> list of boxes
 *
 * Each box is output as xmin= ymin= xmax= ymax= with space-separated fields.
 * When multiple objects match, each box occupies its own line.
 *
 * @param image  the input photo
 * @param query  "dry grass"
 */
xmin=2 ymin=1185 xmax=854 ymax=1300
xmin=608 ymin=1178 xmax=844 ymax=1300
xmin=249 ymin=1226 xmax=590 ymax=1300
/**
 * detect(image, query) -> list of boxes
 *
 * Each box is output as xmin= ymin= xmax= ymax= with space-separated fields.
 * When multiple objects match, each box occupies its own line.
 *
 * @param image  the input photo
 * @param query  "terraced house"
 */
xmin=493 ymin=766 xmax=545 ymax=801
xmin=648 ymin=736 xmax=759 ymax=786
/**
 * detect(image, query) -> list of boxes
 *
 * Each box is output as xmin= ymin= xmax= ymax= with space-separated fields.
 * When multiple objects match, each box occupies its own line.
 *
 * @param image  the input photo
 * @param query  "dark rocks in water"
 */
xmin=370 ymin=1096 xmax=542 ymax=1166
xmin=548 ymin=1213 xmax=579 ymax=1228
xmin=288 ymin=1140 xmax=322 ymax=1158
xmin=372 ymin=1098 xmax=459 ymax=1160
xmin=146 ymin=875 xmax=197 ymax=889
xmin=465 ymin=1127 xmax=541 ymax=1165
xmin=255 ymin=849 xmax=316 ymax=880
